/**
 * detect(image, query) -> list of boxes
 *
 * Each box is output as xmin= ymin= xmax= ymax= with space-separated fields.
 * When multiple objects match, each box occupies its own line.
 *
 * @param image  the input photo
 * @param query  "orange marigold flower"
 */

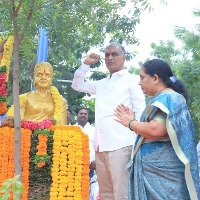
xmin=37 ymin=162 xmax=45 ymax=168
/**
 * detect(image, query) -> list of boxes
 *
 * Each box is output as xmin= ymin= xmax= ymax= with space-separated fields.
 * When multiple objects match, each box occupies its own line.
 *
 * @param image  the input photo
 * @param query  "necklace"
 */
xmin=155 ymin=87 xmax=168 ymax=96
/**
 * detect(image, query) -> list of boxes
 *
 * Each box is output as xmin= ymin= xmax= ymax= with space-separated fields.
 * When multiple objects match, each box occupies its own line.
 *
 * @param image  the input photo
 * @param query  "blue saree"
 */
xmin=127 ymin=91 xmax=200 ymax=200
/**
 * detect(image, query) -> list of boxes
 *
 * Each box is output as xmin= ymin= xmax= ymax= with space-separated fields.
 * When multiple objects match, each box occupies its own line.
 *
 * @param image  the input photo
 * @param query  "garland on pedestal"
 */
xmin=0 ymin=36 xmax=14 ymax=115
xmin=0 ymin=127 xmax=32 ymax=200
xmin=0 ymin=123 xmax=90 ymax=200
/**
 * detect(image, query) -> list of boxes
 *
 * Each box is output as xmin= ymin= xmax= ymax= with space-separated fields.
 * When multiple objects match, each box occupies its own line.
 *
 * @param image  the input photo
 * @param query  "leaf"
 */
xmin=0 ymin=193 xmax=10 ymax=200
xmin=13 ymin=195 xmax=20 ymax=200
xmin=12 ymin=181 xmax=24 ymax=194
xmin=2 ymin=178 xmax=13 ymax=185
xmin=0 ymin=185 xmax=9 ymax=193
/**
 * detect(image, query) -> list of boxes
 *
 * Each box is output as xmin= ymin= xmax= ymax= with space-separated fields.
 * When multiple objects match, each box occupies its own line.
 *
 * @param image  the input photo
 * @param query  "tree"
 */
xmin=150 ymin=9 xmax=200 ymax=140
xmin=150 ymin=40 xmax=179 ymax=66
xmin=173 ymin=17 xmax=200 ymax=141
xmin=0 ymin=0 xmax=152 ymax=187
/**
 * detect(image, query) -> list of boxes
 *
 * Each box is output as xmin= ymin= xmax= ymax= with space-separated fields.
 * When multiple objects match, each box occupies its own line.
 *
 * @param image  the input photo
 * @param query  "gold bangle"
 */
xmin=128 ymin=119 xmax=136 ymax=131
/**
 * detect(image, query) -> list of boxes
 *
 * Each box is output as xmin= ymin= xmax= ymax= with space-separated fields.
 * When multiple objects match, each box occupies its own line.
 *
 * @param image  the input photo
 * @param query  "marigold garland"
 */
xmin=36 ymin=134 xmax=48 ymax=167
xmin=50 ymin=125 xmax=90 ymax=200
xmin=21 ymin=129 xmax=32 ymax=200
xmin=0 ymin=36 xmax=14 ymax=115
xmin=33 ymin=128 xmax=52 ymax=168
xmin=0 ymin=127 xmax=32 ymax=200
xmin=0 ymin=124 xmax=90 ymax=199
xmin=0 ymin=102 xmax=7 ymax=115
xmin=0 ymin=36 xmax=14 ymax=79
xmin=49 ymin=86 xmax=62 ymax=123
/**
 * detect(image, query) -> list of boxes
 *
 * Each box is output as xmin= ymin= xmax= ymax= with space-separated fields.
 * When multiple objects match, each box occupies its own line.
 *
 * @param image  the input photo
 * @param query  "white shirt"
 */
xmin=197 ymin=142 xmax=200 ymax=178
xmin=76 ymin=122 xmax=95 ymax=162
xmin=72 ymin=64 xmax=146 ymax=151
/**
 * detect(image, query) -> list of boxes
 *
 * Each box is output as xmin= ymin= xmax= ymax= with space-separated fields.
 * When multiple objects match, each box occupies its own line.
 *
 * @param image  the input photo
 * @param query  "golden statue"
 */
xmin=8 ymin=62 xmax=67 ymax=124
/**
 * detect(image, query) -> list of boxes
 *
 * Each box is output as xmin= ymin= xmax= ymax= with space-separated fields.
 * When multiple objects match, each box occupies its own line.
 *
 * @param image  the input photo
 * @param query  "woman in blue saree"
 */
xmin=114 ymin=59 xmax=200 ymax=200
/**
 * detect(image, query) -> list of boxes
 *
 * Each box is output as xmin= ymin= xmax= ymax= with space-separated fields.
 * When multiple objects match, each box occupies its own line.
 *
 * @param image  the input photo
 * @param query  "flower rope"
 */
xmin=50 ymin=125 xmax=90 ymax=200
xmin=1 ymin=123 xmax=90 ymax=199
xmin=49 ymin=86 xmax=62 ymax=124
xmin=0 ymin=127 xmax=32 ymax=200
xmin=0 ymin=36 xmax=14 ymax=115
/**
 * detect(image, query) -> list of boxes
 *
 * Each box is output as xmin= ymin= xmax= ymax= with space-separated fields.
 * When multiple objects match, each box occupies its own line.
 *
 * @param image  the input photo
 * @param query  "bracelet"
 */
xmin=128 ymin=119 xmax=136 ymax=131
xmin=0 ymin=120 xmax=1 ymax=127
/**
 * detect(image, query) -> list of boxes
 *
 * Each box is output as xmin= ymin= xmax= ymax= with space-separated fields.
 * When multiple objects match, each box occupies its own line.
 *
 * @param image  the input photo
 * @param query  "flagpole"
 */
xmin=36 ymin=27 xmax=48 ymax=63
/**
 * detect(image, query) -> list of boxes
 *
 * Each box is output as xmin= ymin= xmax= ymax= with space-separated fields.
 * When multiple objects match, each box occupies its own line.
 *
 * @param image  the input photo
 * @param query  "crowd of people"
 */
xmin=0 ymin=42 xmax=200 ymax=200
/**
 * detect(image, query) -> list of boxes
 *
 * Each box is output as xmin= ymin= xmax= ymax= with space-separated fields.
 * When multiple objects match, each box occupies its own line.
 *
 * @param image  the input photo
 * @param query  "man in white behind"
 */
xmin=76 ymin=107 xmax=99 ymax=200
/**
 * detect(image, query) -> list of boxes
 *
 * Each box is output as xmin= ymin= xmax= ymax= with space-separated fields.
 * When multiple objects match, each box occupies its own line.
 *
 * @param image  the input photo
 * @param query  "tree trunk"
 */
xmin=13 ymin=20 xmax=22 ymax=182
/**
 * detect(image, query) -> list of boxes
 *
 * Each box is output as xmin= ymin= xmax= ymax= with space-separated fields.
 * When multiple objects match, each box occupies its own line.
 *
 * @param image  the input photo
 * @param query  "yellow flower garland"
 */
xmin=50 ymin=125 xmax=90 ymax=200
xmin=49 ymin=86 xmax=62 ymax=123
xmin=0 ymin=36 xmax=14 ymax=115
xmin=1 ymin=125 xmax=90 ymax=199
xmin=0 ymin=36 xmax=14 ymax=81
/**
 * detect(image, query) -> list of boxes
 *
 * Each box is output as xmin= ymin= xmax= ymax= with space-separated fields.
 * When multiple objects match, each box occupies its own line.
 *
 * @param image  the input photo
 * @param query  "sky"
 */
xmin=129 ymin=0 xmax=200 ymax=67
xmin=87 ymin=0 xmax=200 ymax=71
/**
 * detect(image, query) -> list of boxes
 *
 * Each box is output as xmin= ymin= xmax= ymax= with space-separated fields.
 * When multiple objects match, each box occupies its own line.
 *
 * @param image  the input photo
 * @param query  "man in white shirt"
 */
xmin=197 ymin=142 xmax=200 ymax=179
xmin=72 ymin=43 xmax=146 ymax=200
xmin=76 ymin=107 xmax=99 ymax=200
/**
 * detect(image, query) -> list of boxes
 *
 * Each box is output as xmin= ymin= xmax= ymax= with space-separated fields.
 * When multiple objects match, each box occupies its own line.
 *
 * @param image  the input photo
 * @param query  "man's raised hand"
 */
xmin=84 ymin=53 xmax=100 ymax=65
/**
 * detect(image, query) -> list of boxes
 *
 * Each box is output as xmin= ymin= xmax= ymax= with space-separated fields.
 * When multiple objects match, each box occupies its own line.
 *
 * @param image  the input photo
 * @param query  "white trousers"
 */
xmin=95 ymin=146 xmax=132 ymax=200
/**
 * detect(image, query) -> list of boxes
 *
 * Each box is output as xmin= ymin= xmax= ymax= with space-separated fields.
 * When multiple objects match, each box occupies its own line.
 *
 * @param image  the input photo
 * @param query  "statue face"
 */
xmin=34 ymin=65 xmax=53 ymax=89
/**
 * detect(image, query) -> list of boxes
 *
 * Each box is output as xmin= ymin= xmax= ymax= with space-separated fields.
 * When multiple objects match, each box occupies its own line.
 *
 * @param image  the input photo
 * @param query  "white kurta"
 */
xmin=72 ymin=64 xmax=146 ymax=152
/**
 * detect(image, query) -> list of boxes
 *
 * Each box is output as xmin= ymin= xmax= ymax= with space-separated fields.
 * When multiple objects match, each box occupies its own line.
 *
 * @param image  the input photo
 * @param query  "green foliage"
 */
xmin=150 ymin=40 xmax=179 ymax=66
xmin=0 ymin=175 xmax=24 ymax=200
xmin=150 ymin=9 xmax=200 ymax=141
xmin=128 ymin=66 xmax=140 ymax=75
xmin=29 ymin=131 xmax=53 ymax=186
xmin=0 ymin=0 xmax=153 ymax=124
xmin=33 ymin=129 xmax=52 ymax=136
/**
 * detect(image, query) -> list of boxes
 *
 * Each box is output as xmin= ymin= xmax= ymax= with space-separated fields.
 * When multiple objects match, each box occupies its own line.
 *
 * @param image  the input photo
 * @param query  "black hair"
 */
xmin=142 ymin=59 xmax=189 ymax=103
xmin=76 ymin=107 xmax=88 ymax=115
xmin=67 ymin=108 xmax=72 ymax=114
xmin=105 ymin=42 xmax=126 ymax=56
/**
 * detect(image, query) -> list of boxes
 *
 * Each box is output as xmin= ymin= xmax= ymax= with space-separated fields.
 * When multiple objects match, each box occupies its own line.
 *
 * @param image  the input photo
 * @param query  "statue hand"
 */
xmin=1 ymin=116 xmax=14 ymax=127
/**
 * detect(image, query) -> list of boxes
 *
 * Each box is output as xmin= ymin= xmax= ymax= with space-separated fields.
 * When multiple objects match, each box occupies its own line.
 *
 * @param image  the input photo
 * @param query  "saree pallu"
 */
xmin=128 ymin=91 xmax=200 ymax=200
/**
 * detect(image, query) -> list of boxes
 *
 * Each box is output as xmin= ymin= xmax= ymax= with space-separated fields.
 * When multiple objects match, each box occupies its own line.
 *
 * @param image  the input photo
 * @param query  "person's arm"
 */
xmin=114 ymin=104 xmax=167 ymax=138
xmin=127 ymin=120 xmax=167 ymax=138
xmin=71 ymin=53 xmax=100 ymax=94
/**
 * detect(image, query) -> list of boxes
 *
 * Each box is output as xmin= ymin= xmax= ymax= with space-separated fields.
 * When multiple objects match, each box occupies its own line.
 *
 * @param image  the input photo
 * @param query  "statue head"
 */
xmin=33 ymin=62 xmax=53 ymax=89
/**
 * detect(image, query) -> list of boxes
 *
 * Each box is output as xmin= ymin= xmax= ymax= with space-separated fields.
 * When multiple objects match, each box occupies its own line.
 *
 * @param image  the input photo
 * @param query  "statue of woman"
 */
xmin=8 ymin=62 xmax=67 ymax=124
